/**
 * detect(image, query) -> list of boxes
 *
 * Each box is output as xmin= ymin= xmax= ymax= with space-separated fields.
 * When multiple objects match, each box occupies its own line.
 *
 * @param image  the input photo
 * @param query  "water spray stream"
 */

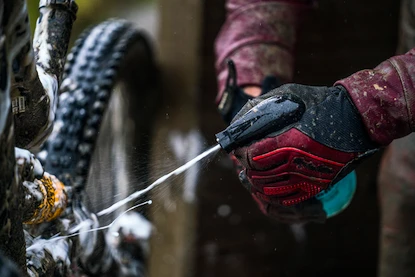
xmin=97 ymin=144 xmax=221 ymax=217
xmin=36 ymin=200 xmax=153 ymax=244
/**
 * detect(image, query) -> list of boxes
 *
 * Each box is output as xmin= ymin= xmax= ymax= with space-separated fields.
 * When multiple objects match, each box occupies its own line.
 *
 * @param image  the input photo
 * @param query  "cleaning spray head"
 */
xmin=215 ymin=95 xmax=305 ymax=153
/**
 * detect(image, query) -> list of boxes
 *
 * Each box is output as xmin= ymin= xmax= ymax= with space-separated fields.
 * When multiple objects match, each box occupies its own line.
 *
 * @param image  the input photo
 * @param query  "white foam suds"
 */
xmin=36 ymin=66 xmax=58 ymax=135
xmin=15 ymin=147 xmax=44 ymax=177
xmin=107 ymin=212 xmax=152 ymax=242
xmin=45 ymin=201 xmax=152 ymax=242
xmin=23 ymin=180 xmax=44 ymax=202
xmin=27 ymin=237 xmax=70 ymax=267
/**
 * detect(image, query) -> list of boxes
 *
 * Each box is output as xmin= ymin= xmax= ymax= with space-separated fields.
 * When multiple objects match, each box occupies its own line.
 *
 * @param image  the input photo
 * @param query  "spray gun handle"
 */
xmin=215 ymin=95 xmax=306 ymax=153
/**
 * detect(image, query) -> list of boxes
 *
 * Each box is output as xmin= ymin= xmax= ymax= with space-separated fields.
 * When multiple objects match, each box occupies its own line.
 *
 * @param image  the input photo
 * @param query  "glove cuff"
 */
xmin=215 ymin=1 xmax=311 ymax=104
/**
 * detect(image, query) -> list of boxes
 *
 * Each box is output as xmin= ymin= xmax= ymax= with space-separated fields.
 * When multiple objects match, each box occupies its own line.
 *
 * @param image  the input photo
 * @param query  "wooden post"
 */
xmin=148 ymin=0 xmax=203 ymax=277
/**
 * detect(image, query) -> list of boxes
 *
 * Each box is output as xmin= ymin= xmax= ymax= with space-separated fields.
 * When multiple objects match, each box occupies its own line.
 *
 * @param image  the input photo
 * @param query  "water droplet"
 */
xmin=217 ymin=205 xmax=231 ymax=217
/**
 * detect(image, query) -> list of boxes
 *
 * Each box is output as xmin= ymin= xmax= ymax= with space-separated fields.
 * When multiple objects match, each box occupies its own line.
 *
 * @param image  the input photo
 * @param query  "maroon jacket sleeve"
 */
xmin=215 ymin=0 xmax=313 ymax=104
xmin=335 ymin=48 xmax=415 ymax=146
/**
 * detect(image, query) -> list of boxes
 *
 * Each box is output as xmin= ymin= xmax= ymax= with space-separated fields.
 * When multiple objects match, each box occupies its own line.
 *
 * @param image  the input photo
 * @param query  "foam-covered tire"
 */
xmin=38 ymin=19 xmax=157 ymax=217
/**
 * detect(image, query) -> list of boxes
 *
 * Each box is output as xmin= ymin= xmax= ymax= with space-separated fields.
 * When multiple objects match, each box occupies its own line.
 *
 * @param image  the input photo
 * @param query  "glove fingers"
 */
xmin=248 ymin=172 xmax=326 ymax=206
xmin=236 ymin=128 xmax=358 ymax=175
xmin=251 ymin=188 xmax=327 ymax=224
xmin=249 ymin=168 xmax=333 ymax=186
xmin=248 ymin=169 xmax=331 ymax=191
xmin=249 ymin=150 xmax=341 ymax=181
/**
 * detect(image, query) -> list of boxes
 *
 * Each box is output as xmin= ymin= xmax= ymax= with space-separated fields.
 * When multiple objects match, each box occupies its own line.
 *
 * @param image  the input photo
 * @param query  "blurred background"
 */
xmin=28 ymin=0 xmax=402 ymax=276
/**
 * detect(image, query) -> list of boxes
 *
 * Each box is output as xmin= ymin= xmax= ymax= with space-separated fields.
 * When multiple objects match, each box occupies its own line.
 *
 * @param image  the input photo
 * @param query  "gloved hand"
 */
xmin=225 ymin=84 xmax=379 ymax=222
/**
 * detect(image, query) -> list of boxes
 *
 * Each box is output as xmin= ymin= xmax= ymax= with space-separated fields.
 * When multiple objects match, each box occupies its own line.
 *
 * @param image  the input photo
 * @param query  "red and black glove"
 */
xmin=218 ymin=83 xmax=379 ymax=222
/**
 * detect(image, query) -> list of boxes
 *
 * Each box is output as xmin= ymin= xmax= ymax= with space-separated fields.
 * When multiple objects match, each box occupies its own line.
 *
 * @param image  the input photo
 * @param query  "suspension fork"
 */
xmin=0 ymin=0 xmax=77 ymax=270
xmin=12 ymin=0 xmax=78 ymax=149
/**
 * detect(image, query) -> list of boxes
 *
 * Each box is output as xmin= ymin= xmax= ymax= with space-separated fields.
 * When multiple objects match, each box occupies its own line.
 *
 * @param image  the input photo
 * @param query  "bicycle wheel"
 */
xmin=38 ymin=18 xmax=158 ymax=276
